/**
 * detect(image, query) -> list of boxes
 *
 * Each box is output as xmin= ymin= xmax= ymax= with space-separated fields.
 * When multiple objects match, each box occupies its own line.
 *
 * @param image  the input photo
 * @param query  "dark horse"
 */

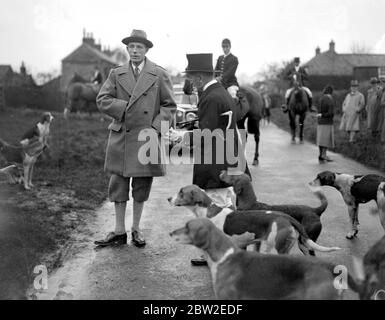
xmin=236 ymin=86 xmax=263 ymax=166
xmin=285 ymin=82 xmax=309 ymax=144
xmin=64 ymin=73 xmax=100 ymax=119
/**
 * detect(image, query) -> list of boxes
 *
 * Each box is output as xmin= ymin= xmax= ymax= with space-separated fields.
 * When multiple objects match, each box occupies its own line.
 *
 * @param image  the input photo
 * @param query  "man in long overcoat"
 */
xmin=185 ymin=53 xmax=249 ymax=265
xmin=95 ymin=30 xmax=176 ymax=247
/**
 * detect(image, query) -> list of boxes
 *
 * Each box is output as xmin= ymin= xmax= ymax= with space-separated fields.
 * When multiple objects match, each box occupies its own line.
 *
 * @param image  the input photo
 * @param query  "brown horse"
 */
xmin=286 ymin=82 xmax=309 ymax=143
xmin=236 ymin=86 xmax=263 ymax=165
xmin=63 ymin=73 xmax=100 ymax=119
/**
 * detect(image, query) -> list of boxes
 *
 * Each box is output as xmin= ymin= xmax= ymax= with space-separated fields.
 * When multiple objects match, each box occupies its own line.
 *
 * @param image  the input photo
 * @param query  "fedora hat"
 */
xmin=350 ymin=79 xmax=359 ymax=87
xmin=184 ymin=53 xmax=214 ymax=74
xmin=370 ymin=77 xmax=379 ymax=84
xmin=122 ymin=29 xmax=153 ymax=48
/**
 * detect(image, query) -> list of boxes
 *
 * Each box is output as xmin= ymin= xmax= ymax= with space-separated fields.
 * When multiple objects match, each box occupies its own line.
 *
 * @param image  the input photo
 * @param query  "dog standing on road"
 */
xmin=170 ymin=218 xmax=359 ymax=300
xmin=219 ymin=171 xmax=328 ymax=253
xmin=310 ymin=171 xmax=385 ymax=239
xmin=168 ymin=185 xmax=340 ymax=255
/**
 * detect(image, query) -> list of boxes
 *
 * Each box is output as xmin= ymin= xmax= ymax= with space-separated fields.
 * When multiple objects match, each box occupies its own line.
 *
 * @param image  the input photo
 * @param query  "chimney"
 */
xmin=315 ymin=46 xmax=321 ymax=56
xmin=20 ymin=61 xmax=26 ymax=76
xmin=329 ymin=40 xmax=335 ymax=52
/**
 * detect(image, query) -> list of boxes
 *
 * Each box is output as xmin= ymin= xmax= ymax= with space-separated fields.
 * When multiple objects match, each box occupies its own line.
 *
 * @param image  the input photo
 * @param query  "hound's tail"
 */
xmin=0 ymin=165 xmax=17 ymax=175
xmin=283 ymin=213 xmax=340 ymax=253
xmin=308 ymin=186 xmax=328 ymax=216
xmin=370 ymin=182 xmax=385 ymax=216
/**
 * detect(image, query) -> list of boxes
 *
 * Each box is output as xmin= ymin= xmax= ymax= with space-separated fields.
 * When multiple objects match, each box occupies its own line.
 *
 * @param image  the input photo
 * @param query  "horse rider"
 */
xmin=92 ymin=66 xmax=103 ymax=85
xmin=284 ymin=57 xmax=313 ymax=109
xmin=215 ymin=38 xmax=250 ymax=121
xmin=215 ymin=38 xmax=239 ymax=99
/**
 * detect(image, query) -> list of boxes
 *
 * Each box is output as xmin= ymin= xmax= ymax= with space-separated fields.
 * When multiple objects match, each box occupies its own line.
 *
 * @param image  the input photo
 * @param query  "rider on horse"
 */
xmin=284 ymin=57 xmax=313 ymax=110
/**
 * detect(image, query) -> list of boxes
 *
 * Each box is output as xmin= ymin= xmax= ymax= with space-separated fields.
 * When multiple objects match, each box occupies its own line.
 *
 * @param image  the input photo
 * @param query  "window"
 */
xmin=379 ymin=67 xmax=385 ymax=77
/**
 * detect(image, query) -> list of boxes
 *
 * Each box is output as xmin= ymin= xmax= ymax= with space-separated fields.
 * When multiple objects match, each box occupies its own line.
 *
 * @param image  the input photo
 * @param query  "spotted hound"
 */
xmin=219 ymin=171 xmax=328 ymax=254
xmin=310 ymin=171 xmax=385 ymax=239
xmin=168 ymin=185 xmax=340 ymax=255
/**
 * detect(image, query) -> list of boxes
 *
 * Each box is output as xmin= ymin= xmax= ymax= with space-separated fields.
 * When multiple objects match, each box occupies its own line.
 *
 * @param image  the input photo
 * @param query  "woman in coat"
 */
xmin=339 ymin=80 xmax=365 ymax=143
xmin=316 ymin=85 xmax=335 ymax=162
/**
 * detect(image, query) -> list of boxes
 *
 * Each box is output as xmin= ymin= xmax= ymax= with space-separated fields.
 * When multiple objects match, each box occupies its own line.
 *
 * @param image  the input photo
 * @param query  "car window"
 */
xmin=174 ymin=92 xmax=197 ymax=105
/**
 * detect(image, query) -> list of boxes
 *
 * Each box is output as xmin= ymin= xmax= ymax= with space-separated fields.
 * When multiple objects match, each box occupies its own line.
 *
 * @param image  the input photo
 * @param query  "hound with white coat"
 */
xmin=310 ymin=171 xmax=385 ymax=239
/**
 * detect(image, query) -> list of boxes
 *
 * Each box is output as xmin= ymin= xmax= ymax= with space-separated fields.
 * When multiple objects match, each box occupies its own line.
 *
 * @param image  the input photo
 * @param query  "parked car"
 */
xmin=173 ymin=85 xmax=198 ymax=130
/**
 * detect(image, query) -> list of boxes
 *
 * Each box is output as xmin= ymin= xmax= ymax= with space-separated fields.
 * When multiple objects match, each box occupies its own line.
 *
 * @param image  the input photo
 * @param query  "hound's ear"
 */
xmin=191 ymin=189 xmax=204 ymax=203
xmin=192 ymin=225 xmax=209 ymax=248
xmin=233 ymin=179 xmax=244 ymax=195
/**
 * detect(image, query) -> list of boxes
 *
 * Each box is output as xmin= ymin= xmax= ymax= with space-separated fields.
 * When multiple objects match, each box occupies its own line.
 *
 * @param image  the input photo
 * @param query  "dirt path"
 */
xmin=31 ymin=123 xmax=384 ymax=300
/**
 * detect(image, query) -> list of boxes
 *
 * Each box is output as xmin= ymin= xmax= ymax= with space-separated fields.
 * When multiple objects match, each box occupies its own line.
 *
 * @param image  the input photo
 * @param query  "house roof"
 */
xmin=62 ymin=43 xmax=117 ymax=65
xmin=0 ymin=65 xmax=13 ymax=82
xmin=304 ymin=50 xmax=385 ymax=76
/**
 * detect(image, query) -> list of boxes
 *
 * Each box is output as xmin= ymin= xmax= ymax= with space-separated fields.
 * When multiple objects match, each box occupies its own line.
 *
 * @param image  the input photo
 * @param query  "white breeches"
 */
xmin=227 ymin=85 xmax=239 ymax=99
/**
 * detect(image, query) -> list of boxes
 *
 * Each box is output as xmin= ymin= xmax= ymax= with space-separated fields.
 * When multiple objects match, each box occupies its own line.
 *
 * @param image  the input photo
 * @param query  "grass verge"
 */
xmin=0 ymin=107 xmax=109 ymax=299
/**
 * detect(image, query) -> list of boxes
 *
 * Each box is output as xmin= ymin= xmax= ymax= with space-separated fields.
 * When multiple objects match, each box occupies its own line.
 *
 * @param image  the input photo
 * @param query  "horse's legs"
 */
xmin=288 ymin=111 xmax=296 ymax=143
xmin=299 ymin=112 xmax=306 ymax=143
xmin=253 ymin=122 xmax=260 ymax=165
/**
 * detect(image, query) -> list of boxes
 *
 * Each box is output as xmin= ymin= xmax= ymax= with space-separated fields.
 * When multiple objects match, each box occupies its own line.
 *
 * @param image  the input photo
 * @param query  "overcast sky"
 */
xmin=1 ymin=0 xmax=385 ymax=83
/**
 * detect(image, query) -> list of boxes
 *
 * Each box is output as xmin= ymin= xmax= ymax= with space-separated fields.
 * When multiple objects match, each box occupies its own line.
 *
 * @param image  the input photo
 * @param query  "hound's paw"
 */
xmin=24 ymin=185 xmax=31 ymax=190
xmin=345 ymin=230 xmax=358 ymax=239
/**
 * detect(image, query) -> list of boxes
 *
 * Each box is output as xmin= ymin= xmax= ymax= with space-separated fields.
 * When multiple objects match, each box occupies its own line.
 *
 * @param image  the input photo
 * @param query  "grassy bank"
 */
xmin=0 ymin=108 xmax=109 ymax=299
xmin=269 ymin=107 xmax=385 ymax=172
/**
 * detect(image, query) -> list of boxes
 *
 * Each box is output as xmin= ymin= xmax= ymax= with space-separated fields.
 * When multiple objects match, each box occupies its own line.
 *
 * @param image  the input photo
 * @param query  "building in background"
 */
xmin=60 ymin=29 xmax=127 ymax=92
xmin=305 ymin=40 xmax=385 ymax=91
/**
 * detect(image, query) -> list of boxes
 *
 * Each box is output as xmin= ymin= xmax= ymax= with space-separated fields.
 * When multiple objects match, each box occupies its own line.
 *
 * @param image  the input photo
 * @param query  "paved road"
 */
xmin=33 ymin=123 xmax=384 ymax=300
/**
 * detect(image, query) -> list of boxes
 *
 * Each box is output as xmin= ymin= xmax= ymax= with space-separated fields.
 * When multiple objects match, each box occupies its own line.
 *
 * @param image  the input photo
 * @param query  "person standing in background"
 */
xmin=317 ymin=85 xmax=335 ymax=162
xmin=339 ymin=80 xmax=365 ymax=143
xmin=365 ymin=77 xmax=381 ymax=137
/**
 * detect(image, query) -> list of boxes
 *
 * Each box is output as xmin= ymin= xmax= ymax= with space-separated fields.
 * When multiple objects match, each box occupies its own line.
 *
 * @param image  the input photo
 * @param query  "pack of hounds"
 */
xmin=168 ymin=170 xmax=385 ymax=300
xmin=0 ymin=112 xmax=53 ymax=190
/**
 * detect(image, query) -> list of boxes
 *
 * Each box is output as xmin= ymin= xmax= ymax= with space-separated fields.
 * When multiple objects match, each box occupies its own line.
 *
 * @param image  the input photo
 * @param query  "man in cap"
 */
xmin=339 ymin=80 xmax=365 ymax=143
xmin=365 ymin=77 xmax=381 ymax=137
xmin=215 ymin=39 xmax=239 ymax=98
xmin=95 ymin=30 xmax=176 ymax=247
xmin=185 ymin=53 xmax=249 ymax=266
xmin=284 ymin=57 xmax=313 ymax=109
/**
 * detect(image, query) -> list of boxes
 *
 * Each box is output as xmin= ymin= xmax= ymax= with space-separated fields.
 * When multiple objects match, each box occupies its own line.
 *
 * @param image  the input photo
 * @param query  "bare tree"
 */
xmin=350 ymin=42 xmax=372 ymax=54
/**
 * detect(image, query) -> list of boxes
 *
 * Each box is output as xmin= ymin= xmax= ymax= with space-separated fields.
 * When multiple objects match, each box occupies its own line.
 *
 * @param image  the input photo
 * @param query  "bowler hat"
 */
xmin=184 ymin=53 xmax=214 ymax=74
xmin=350 ymin=79 xmax=359 ymax=87
xmin=379 ymin=76 xmax=385 ymax=82
xmin=122 ymin=29 xmax=153 ymax=48
xmin=370 ymin=77 xmax=379 ymax=84
xmin=294 ymin=57 xmax=300 ymax=63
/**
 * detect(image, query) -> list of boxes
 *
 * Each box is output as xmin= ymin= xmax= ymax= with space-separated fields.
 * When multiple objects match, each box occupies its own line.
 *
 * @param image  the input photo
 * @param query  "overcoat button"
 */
xmin=144 ymin=111 xmax=148 ymax=114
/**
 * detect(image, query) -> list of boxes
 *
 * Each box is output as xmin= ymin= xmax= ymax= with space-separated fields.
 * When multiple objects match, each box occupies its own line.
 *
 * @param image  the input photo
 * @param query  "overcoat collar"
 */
xmin=115 ymin=58 xmax=158 ymax=107
xmin=199 ymin=81 xmax=222 ymax=103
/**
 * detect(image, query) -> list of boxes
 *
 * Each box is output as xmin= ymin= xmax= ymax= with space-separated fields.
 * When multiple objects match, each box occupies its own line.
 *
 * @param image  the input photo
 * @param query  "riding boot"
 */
xmin=299 ymin=124 xmax=304 ymax=144
xmin=291 ymin=128 xmax=296 ymax=143
xmin=309 ymin=97 xmax=313 ymax=110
